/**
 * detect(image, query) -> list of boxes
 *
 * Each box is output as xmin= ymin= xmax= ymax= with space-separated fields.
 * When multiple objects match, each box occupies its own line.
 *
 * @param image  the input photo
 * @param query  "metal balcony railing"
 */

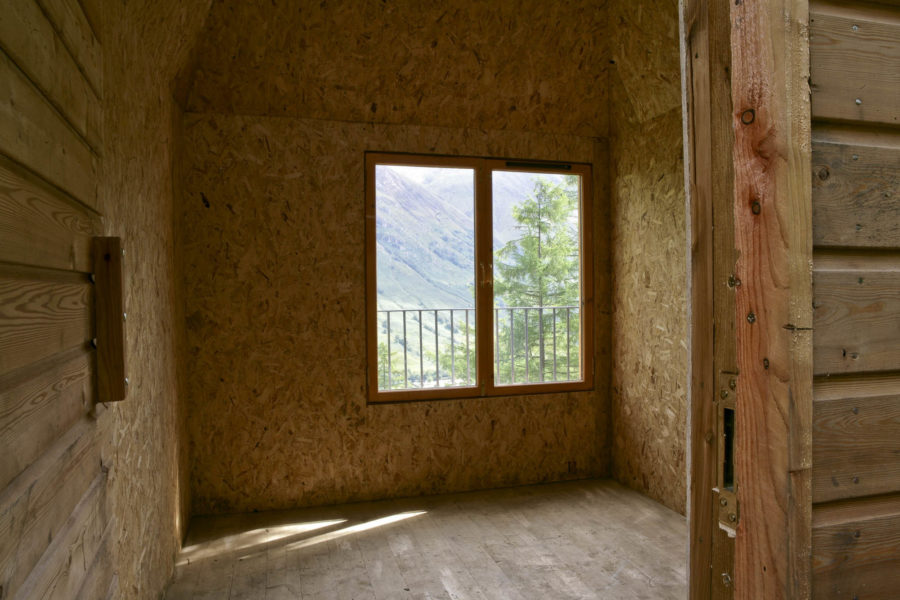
xmin=377 ymin=305 xmax=580 ymax=391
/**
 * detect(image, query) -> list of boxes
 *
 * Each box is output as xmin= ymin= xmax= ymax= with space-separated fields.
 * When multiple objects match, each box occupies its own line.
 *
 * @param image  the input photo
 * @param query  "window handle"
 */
xmin=480 ymin=262 xmax=492 ymax=287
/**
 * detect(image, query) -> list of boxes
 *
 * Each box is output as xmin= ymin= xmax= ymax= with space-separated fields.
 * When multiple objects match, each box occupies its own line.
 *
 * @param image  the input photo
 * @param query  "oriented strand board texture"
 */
xmin=88 ymin=1 xmax=211 ymax=596
xmin=180 ymin=114 xmax=611 ymax=514
xmin=184 ymin=0 xmax=609 ymax=138
xmin=178 ymin=0 xmax=612 ymax=515
xmin=609 ymin=0 xmax=687 ymax=515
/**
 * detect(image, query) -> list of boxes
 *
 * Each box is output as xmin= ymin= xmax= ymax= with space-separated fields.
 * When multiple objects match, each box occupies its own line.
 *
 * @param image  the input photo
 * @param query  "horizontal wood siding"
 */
xmin=0 ymin=1 xmax=108 ymax=598
xmin=0 ymin=45 xmax=98 ymax=208
xmin=811 ymin=136 xmax=899 ymax=248
xmin=812 ymin=495 xmax=900 ymax=599
xmin=809 ymin=1 xmax=899 ymax=126
xmin=813 ymin=268 xmax=900 ymax=375
xmin=810 ymin=0 xmax=900 ymax=597
xmin=0 ymin=156 xmax=99 ymax=272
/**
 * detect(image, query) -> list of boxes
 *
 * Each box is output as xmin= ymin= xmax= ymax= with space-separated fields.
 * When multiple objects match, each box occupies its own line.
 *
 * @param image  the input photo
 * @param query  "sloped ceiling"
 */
xmin=181 ymin=0 xmax=609 ymax=137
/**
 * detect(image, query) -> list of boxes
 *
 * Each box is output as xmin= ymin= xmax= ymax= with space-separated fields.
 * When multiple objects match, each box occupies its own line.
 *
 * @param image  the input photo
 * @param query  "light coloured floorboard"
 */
xmin=167 ymin=479 xmax=686 ymax=600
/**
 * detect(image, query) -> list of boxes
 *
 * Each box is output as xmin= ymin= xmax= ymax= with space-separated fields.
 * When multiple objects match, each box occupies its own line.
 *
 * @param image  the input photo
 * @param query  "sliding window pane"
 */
xmin=492 ymin=171 xmax=583 ymax=385
xmin=374 ymin=165 xmax=476 ymax=391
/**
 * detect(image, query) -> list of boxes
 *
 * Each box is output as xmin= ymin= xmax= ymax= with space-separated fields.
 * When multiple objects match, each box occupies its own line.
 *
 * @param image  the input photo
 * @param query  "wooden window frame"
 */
xmin=365 ymin=152 xmax=594 ymax=404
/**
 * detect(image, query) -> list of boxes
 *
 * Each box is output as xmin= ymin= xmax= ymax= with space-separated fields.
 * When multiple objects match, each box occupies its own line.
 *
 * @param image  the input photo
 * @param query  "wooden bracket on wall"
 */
xmin=92 ymin=237 xmax=128 ymax=403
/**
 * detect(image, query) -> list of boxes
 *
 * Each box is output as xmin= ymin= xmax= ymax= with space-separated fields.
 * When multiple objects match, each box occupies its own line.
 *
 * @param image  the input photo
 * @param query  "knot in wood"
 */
xmin=740 ymin=108 xmax=755 ymax=125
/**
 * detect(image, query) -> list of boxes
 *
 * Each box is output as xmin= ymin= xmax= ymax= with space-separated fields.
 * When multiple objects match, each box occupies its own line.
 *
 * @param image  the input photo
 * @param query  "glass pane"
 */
xmin=492 ymin=171 xmax=582 ymax=385
xmin=375 ymin=165 xmax=476 ymax=391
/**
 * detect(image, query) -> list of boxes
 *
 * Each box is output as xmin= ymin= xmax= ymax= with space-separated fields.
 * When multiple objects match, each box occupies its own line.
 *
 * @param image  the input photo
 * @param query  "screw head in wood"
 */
xmin=728 ymin=513 xmax=737 ymax=522
xmin=729 ymin=378 xmax=737 ymax=390
xmin=855 ymin=98 xmax=862 ymax=105
xmin=722 ymin=573 xmax=732 ymax=586
xmin=852 ymin=24 xmax=859 ymax=31
xmin=89 ymin=273 xmax=96 ymax=284
xmin=123 ymin=312 xmax=127 ymax=322
xmin=751 ymin=201 xmax=761 ymax=214
xmin=91 ymin=338 xmax=98 ymax=349
xmin=720 ymin=497 xmax=728 ymax=506
xmin=124 ymin=377 xmax=130 ymax=387
xmin=747 ymin=312 xmax=756 ymax=324
xmin=720 ymin=389 xmax=729 ymax=399
xmin=763 ymin=358 xmax=770 ymax=369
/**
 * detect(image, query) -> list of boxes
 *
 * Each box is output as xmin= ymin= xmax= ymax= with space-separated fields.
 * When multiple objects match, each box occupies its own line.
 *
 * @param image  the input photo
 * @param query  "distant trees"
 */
xmin=377 ymin=175 xmax=582 ymax=390
xmin=493 ymin=176 xmax=581 ymax=383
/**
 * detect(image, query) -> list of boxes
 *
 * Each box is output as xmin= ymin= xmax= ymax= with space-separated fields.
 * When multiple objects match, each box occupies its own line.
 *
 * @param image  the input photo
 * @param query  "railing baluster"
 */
xmin=566 ymin=308 xmax=571 ymax=380
xmin=538 ymin=308 xmax=544 ymax=382
xmin=552 ymin=308 xmax=557 ymax=381
xmin=377 ymin=304 xmax=577 ymax=390
xmin=403 ymin=311 xmax=409 ymax=388
xmin=387 ymin=312 xmax=392 ymax=389
xmin=494 ymin=308 xmax=499 ymax=382
xmin=524 ymin=308 xmax=529 ymax=382
xmin=465 ymin=309 xmax=470 ymax=384
xmin=418 ymin=310 xmax=424 ymax=388
xmin=450 ymin=310 xmax=455 ymax=385
xmin=434 ymin=311 xmax=439 ymax=387
xmin=509 ymin=308 xmax=514 ymax=384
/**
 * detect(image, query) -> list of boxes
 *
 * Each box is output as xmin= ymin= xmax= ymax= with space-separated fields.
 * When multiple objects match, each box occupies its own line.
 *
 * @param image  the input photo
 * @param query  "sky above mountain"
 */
xmin=375 ymin=165 xmax=569 ymax=311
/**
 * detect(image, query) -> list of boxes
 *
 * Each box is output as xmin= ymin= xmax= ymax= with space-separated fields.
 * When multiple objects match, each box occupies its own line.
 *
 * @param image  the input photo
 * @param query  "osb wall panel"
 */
xmin=180 ymin=113 xmax=611 ymax=514
xmin=609 ymin=0 xmax=687 ymax=515
xmin=88 ymin=1 xmax=211 ymax=596
xmin=184 ymin=0 xmax=609 ymax=138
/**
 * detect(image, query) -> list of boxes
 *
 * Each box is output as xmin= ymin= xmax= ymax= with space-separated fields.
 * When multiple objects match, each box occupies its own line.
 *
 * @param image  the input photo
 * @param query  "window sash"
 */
xmin=366 ymin=152 xmax=593 ymax=403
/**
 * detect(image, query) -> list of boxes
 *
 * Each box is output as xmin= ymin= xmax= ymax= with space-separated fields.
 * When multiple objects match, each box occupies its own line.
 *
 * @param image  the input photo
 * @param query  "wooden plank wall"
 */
xmin=809 ymin=0 xmax=900 ymax=598
xmin=0 ymin=1 xmax=113 ymax=598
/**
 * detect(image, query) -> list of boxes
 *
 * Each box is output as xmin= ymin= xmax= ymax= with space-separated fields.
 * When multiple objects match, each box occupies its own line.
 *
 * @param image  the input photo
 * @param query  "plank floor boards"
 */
xmin=166 ymin=479 xmax=686 ymax=600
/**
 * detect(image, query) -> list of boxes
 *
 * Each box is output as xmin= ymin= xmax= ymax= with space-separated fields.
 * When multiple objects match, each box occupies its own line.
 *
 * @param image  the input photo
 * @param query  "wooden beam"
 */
xmin=683 ymin=0 xmax=737 ymax=596
xmin=683 ymin=1 xmax=716 ymax=595
xmin=729 ymin=0 xmax=813 ymax=598
xmin=92 ymin=237 xmax=127 ymax=403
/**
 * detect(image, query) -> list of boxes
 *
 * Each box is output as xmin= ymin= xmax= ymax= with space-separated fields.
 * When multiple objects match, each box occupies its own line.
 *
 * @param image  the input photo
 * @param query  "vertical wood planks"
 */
xmin=729 ymin=1 xmax=813 ymax=598
xmin=92 ymin=237 xmax=127 ymax=403
xmin=682 ymin=0 xmax=739 ymax=596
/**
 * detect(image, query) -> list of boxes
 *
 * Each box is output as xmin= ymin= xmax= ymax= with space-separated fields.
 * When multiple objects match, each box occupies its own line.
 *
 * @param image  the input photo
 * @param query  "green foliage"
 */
xmin=377 ymin=175 xmax=583 ymax=390
xmin=494 ymin=177 xmax=580 ymax=308
xmin=493 ymin=176 xmax=581 ymax=384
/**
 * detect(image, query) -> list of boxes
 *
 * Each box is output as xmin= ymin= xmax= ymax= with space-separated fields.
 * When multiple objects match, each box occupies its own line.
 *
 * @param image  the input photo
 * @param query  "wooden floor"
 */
xmin=165 ymin=479 xmax=686 ymax=599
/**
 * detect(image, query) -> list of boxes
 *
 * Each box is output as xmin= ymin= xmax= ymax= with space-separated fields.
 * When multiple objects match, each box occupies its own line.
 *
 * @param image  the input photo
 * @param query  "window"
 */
xmin=366 ymin=153 xmax=593 ymax=402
